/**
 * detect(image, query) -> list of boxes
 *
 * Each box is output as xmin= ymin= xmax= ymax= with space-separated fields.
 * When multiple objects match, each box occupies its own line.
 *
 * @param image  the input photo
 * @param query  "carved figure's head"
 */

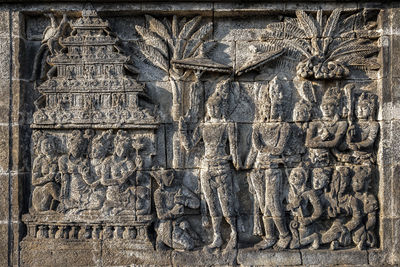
xmin=154 ymin=168 xmax=175 ymax=188
xmin=352 ymin=165 xmax=371 ymax=193
xmin=68 ymin=130 xmax=88 ymax=158
xmin=337 ymin=166 xmax=351 ymax=195
xmin=289 ymin=166 xmax=308 ymax=187
xmin=206 ymin=80 xmax=229 ymax=120
xmin=356 ymin=92 xmax=377 ymax=120
xmin=293 ymin=101 xmax=311 ymax=122
xmin=312 ymin=167 xmax=331 ymax=190
xmin=321 ymin=87 xmax=341 ymax=119
xmin=114 ymin=130 xmax=130 ymax=158
xmin=91 ymin=130 xmax=112 ymax=159
xmin=136 ymin=186 xmax=150 ymax=214
xmin=40 ymin=135 xmax=56 ymax=157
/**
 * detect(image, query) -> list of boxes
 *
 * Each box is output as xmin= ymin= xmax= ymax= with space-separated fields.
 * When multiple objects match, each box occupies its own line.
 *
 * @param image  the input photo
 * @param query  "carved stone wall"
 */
xmin=0 ymin=1 xmax=399 ymax=266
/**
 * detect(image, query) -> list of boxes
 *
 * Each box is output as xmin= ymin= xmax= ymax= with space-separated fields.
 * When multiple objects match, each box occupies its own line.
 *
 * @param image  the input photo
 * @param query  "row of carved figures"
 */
xmin=171 ymin=78 xmax=379 ymax=252
xmin=31 ymin=129 xmax=151 ymax=216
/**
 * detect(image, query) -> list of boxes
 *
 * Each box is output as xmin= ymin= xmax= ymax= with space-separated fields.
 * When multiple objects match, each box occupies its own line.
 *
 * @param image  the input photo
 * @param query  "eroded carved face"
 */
xmin=69 ymin=134 xmax=86 ymax=158
xmin=352 ymin=173 xmax=365 ymax=193
xmin=269 ymin=78 xmax=284 ymax=103
xmin=115 ymin=140 xmax=129 ymax=158
xmin=293 ymin=103 xmax=310 ymax=122
xmin=356 ymin=102 xmax=371 ymax=120
xmin=312 ymin=169 xmax=330 ymax=190
xmin=41 ymin=138 xmax=56 ymax=156
xmin=321 ymin=102 xmax=337 ymax=118
xmin=91 ymin=143 xmax=107 ymax=159
xmin=289 ymin=168 xmax=306 ymax=186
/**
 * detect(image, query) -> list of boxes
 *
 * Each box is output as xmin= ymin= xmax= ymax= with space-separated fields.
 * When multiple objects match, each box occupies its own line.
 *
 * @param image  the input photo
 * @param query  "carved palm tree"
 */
xmin=135 ymin=15 xmax=214 ymax=168
xmin=135 ymin=15 xmax=213 ymax=121
xmin=262 ymin=9 xmax=380 ymax=79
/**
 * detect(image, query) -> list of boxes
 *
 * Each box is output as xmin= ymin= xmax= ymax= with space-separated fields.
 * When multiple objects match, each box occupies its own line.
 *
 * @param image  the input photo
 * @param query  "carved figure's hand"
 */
xmin=174 ymin=194 xmax=186 ymax=205
xmin=328 ymin=207 xmax=337 ymax=218
xmin=202 ymin=216 xmax=210 ymax=228
xmin=348 ymin=143 xmax=358 ymax=151
xmin=299 ymin=217 xmax=312 ymax=226
xmin=135 ymin=156 xmax=143 ymax=169
xmin=90 ymin=180 xmax=100 ymax=188
xmin=171 ymin=204 xmax=184 ymax=216
xmin=54 ymin=173 xmax=61 ymax=183
xmin=178 ymin=117 xmax=186 ymax=132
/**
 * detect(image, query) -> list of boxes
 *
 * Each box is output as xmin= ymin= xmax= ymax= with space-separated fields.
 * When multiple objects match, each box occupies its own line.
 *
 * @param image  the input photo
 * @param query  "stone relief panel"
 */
xmin=21 ymin=5 xmax=383 ymax=265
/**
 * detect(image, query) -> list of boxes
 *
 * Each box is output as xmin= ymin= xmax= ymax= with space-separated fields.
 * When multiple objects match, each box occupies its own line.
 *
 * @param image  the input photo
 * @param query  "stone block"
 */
xmin=0 ymin=11 xmax=9 ymax=37
xmin=0 ymin=126 xmax=9 ymax=173
xmin=0 ymin=173 xmax=9 ymax=220
xmin=0 ymin=224 xmax=9 ymax=267
xmin=301 ymin=249 xmax=368 ymax=266
xmin=173 ymin=248 xmax=237 ymax=266
xmin=391 ymin=36 xmax=400 ymax=78
xmin=102 ymin=240 xmax=172 ymax=266
xmin=237 ymin=248 xmax=302 ymax=266
xmin=20 ymin=240 xmax=101 ymax=267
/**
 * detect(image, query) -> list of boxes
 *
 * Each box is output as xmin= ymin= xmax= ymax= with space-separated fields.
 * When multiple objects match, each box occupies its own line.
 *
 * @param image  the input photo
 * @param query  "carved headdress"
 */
xmin=322 ymin=86 xmax=342 ymax=106
xmin=357 ymin=92 xmax=377 ymax=120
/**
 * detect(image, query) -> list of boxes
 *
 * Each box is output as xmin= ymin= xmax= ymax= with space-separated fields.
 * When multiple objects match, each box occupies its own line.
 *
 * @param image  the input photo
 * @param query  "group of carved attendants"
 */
xmin=32 ymin=130 xmax=151 ymax=217
xmin=176 ymin=76 xmax=379 ymax=252
xmin=29 ymin=8 xmax=380 ymax=254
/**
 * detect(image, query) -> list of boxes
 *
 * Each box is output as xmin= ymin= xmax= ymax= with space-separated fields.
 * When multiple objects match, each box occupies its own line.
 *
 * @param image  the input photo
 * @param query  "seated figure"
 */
xmin=32 ymin=134 xmax=60 ymax=212
xmin=153 ymin=169 xmax=200 ymax=251
xmin=287 ymin=166 xmax=321 ymax=249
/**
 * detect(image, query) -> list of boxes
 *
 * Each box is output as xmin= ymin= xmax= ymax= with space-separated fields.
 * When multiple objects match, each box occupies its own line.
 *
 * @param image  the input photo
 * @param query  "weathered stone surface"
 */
xmin=0 ymin=2 xmax=398 ymax=266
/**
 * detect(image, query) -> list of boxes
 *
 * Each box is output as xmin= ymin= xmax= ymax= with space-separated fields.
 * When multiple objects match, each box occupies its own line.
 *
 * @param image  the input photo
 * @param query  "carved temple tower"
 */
xmin=33 ymin=8 xmax=157 ymax=128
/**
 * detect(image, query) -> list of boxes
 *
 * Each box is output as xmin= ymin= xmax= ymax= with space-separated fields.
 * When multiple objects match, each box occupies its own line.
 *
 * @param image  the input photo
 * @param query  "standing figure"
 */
xmin=32 ymin=135 xmax=60 ymax=212
xmin=153 ymin=169 xmax=201 ymax=251
xmin=287 ymin=166 xmax=321 ymax=250
xmin=179 ymin=80 xmax=240 ymax=251
xmin=247 ymin=76 xmax=291 ymax=250
xmin=306 ymin=87 xmax=348 ymax=167
xmin=347 ymin=92 xmax=379 ymax=165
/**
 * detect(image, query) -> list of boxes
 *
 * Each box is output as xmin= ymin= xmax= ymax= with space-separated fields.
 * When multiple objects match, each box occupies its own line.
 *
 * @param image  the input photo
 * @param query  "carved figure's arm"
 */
xmin=228 ymin=122 xmax=240 ymax=170
xmin=320 ymin=122 xmax=348 ymax=148
xmin=180 ymin=186 xmax=200 ymax=209
xmin=179 ymin=117 xmax=202 ymax=152
xmin=308 ymin=191 xmax=323 ymax=223
xmin=116 ymin=161 xmax=136 ymax=185
xmin=155 ymin=190 xmax=181 ymax=220
xmin=355 ymin=122 xmax=379 ymax=149
xmin=252 ymin=124 xmax=264 ymax=152
xmin=345 ymin=197 xmax=362 ymax=232
xmin=32 ymin=158 xmax=54 ymax=186
xmin=100 ymin=161 xmax=118 ymax=186
xmin=305 ymin=123 xmax=319 ymax=148
xmin=272 ymin=122 xmax=290 ymax=155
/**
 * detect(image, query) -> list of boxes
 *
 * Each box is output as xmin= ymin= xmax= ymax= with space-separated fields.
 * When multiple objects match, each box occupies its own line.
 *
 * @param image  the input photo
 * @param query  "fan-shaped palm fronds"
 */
xmin=135 ymin=15 xmax=212 ymax=78
xmin=262 ymin=8 xmax=380 ymax=79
